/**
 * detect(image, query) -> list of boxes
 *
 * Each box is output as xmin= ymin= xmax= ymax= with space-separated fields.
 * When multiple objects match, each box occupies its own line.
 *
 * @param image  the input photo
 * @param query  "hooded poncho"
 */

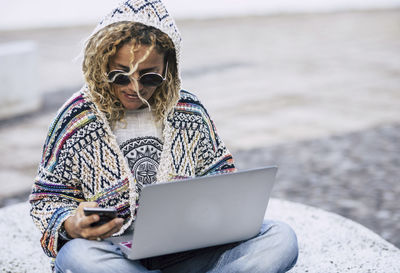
xmin=30 ymin=0 xmax=235 ymax=259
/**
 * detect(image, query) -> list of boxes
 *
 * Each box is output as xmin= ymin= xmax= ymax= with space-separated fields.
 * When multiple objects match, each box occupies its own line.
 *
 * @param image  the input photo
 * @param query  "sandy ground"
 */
xmin=0 ymin=10 xmax=399 ymax=247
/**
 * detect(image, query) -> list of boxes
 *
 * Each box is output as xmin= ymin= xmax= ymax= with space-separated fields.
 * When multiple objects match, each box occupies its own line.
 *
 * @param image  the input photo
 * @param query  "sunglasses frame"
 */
xmin=107 ymin=62 xmax=168 ymax=87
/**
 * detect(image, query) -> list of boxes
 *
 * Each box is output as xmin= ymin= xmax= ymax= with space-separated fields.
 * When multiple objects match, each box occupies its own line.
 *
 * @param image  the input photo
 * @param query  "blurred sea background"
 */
xmin=1 ymin=0 xmax=400 ymax=248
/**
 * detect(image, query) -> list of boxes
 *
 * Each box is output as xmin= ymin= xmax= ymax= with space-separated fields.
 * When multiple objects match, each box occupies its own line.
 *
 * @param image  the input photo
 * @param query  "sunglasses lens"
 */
xmin=108 ymin=72 xmax=131 ymax=85
xmin=114 ymin=74 xmax=131 ymax=85
xmin=140 ymin=74 xmax=163 ymax=87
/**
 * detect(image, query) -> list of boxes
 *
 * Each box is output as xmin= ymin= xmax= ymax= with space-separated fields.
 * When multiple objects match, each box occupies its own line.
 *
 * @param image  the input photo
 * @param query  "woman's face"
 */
xmin=108 ymin=42 xmax=165 ymax=110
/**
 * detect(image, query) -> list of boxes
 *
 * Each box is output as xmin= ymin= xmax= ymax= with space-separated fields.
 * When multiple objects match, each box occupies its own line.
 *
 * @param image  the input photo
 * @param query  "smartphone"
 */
xmin=83 ymin=207 xmax=118 ymax=227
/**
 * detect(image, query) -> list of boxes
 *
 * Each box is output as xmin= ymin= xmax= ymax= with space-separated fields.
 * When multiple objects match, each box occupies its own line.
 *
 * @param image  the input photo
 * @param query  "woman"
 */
xmin=30 ymin=0 xmax=298 ymax=272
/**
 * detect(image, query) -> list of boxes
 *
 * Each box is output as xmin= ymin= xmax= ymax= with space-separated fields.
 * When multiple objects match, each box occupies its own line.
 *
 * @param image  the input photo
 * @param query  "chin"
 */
xmin=123 ymin=104 xmax=143 ymax=110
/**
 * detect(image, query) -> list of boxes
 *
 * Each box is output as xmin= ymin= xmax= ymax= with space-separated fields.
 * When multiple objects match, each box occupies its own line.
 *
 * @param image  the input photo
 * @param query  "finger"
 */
xmin=81 ymin=217 xmax=123 ymax=239
xmin=99 ymin=218 xmax=125 ymax=239
xmin=80 ymin=214 xmax=100 ymax=228
xmin=93 ymin=218 xmax=124 ymax=239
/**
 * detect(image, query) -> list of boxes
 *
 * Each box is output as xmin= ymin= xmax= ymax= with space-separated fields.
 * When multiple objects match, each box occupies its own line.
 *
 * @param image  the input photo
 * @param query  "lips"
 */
xmin=123 ymin=92 xmax=140 ymax=100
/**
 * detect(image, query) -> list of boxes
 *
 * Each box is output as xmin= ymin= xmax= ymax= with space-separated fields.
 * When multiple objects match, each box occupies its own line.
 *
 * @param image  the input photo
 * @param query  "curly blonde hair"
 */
xmin=83 ymin=21 xmax=179 ymax=126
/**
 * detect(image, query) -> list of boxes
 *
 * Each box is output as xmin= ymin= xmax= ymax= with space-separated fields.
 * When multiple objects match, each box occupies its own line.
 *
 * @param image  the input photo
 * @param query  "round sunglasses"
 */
xmin=107 ymin=62 xmax=168 ymax=87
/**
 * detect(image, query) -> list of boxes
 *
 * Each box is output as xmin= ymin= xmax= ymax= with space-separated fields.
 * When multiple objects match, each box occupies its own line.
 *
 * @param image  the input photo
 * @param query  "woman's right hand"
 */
xmin=63 ymin=202 xmax=124 ymax=241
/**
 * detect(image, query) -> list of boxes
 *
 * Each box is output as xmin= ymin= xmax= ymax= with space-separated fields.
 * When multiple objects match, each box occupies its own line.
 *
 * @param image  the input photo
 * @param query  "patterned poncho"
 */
xmin=30 ymin=88 xmax=236 ymax=257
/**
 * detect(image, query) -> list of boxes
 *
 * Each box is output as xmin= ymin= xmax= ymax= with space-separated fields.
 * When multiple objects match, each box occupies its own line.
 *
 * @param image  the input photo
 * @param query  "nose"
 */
xmin=126 ymin=72 xmax=143 ymax=91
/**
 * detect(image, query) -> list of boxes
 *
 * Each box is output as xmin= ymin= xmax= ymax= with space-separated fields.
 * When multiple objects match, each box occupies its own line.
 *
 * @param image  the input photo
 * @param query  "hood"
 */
xmin=89 ymin=0 xmax=182 ymax=91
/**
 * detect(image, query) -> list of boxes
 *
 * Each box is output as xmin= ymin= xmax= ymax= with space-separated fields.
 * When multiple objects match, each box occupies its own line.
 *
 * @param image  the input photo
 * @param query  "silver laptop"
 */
xmin=115 ymin=166 xmax=277 ymax=260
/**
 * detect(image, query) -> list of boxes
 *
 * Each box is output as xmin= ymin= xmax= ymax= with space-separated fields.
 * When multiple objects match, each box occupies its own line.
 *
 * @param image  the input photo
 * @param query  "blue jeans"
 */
xmin=55 ymin=220 xmax=298 ymax=273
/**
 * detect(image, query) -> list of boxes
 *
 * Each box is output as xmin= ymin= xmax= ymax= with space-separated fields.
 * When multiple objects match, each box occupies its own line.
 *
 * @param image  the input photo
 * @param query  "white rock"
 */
xmin=1 ymin=199 xmax=399 ymax=272
xmin=266 ymin=199 xmax=400 ymax=273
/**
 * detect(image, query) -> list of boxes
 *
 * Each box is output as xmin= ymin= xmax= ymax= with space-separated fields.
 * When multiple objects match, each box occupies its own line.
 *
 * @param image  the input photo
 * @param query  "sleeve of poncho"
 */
xmin=30 ymin=168 xmax=83 ymax=258
xmin=29 ymin=96 xmax=90 ymax=258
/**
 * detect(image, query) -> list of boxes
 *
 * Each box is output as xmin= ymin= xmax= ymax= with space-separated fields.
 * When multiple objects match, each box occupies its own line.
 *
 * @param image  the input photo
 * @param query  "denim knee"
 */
xmin=55 ymin=238 xmax=155 ymax=273
xmin=55 ymin=238 xmax=106 ymax=273
xmin=263 ymin=221 xmax=299 ymax=271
